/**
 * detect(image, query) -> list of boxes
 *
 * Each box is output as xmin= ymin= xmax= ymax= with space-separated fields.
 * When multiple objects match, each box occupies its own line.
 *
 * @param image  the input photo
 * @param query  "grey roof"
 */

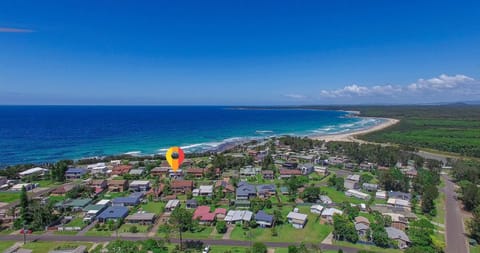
xmin=256 ymin=184 xmax=276 ymax=193
xmin=224 ymin=210 xmax=253 ymax=222
xmin=287 ymin=211 xmax=307 ymax=221
xmin=97 ymin=206 xmax=129 ymax=220
xmin=386 ymin=227 xmax=410 ymax=242
xmin=186 ymin=199 xmax=198 ymax=205
xmin=112 ymin=192 xmax=142 ymax=205
xmin=126 ymin=212 xmax=156 ymax=221
xmin=388 ymin=191 xmax=412 ymax=200
xmin=236 ymin=182 xmax=256 ymax=196
xmin=355 ymin=223 xmax=370 ymax=231
xmin=255 ymin=210 xmax=274 ymax=223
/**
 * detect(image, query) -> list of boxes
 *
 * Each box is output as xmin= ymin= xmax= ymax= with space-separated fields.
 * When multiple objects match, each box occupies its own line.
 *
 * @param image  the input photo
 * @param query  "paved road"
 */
xmin=0 ymin=234 xmax=359 ymax=253
xmin=443 ymin=175 xmax=469 ymax=253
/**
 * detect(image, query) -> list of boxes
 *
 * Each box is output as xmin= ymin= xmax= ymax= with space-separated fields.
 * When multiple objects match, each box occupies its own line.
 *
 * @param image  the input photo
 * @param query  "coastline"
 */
xmin=309 ymin=117 xmax=399 ymax=143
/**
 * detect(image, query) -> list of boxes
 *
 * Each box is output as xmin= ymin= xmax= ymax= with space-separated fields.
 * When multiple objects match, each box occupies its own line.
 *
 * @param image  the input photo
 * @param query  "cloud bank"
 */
xmin=317 ymin=74 xmax=478 ymax=103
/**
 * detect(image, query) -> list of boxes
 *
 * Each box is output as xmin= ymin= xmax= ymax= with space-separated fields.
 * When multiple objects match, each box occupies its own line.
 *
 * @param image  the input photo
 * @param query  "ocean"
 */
xmin=0 ymin=106 xmax=383 ymax=166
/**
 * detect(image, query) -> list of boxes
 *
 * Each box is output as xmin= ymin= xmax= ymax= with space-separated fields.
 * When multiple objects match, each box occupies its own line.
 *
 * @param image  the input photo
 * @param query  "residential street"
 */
xmin=443 ymin=175 xmax=469 ymax=253
xmin=0 ymin=234 xmax=359 ymax=253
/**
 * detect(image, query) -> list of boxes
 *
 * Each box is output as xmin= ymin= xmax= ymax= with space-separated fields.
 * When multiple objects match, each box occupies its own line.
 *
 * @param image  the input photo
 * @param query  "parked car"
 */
xmin=20 ymin=229 xmax=32 ymax=234
xmin=202 ymin=245 xmax=210 ymax=253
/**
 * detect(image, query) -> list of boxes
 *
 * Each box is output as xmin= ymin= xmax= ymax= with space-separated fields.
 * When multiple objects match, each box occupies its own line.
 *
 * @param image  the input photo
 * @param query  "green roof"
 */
xmin=83 ymin=204 xmax=105 ymax=211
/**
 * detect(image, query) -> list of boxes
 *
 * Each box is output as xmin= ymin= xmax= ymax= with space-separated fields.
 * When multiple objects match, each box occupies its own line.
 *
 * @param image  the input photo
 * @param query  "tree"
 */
xmin=303 ymin=185 xmax=320 ymax=202
xmin=421 ymin=184 xmax=438 ymax=215
xmin=467 ymin=206 xmax=480 ymax=243
xmin=216 ymin=221 xmax=227 ymax=234
xmin=153 ymin=176 xmax=160 ymax=201
xmin=333 ymin=214 xmax=358 ymax=243
xmin=252 ymin=242 xmax=267 ymax=253
xmin=273 ymin=209 xmax=284 ymax=225
xmin=169 ymin=207 xmax=193 ymax=250
xmin=459 ymin=181 xmax=480 ymax=211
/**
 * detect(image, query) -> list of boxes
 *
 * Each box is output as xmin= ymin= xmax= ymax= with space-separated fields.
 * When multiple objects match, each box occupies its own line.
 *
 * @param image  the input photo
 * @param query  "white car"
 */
xmin=202 ymin=246 xmax=210 ymax=253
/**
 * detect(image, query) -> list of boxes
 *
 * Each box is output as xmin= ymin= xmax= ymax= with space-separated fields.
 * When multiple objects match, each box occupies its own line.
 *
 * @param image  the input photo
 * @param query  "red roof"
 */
xmin=193 ymin=206 xmax=225 ymax=221
xmin=214 ymin=208 xmax=227 ymax=215
xmin=187 ymin=168 xmax=204 ymax=174
xmin=112 ymin=165 xmax=132 ymax=175
xmin=279 ymin=169 xmax=302 ymax=175
xmin=172 ymin=180 xmax=193 ymax=188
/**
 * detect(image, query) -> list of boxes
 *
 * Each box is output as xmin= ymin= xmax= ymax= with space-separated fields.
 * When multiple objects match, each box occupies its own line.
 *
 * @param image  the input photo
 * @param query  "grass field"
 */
xmin=140 ymin=200 xmax=166 ymax=214
xmin=119 ymin=223 xmax=150 ymax=233
xmin=471 ymin=245 xmax=480 ymax=253
xmin=319 ymin=187 xmax=363 ymax=205
xmin=334 ymin=241 xmax=402 ymax=253
xmin=22 ymin=242 xmax=93 ymax=253
xmin=0 ymin=192 xmax=21 ymax=203
xmin=84 ymin=229 xmax=112 ymax=237
xmin=181 ymin=226 xmax=214 ymax=239
xmin=0 ymin=241 xmax=15 ymax=252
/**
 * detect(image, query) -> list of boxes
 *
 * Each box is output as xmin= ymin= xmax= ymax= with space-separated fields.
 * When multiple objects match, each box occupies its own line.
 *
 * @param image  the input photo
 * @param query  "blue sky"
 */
xmin=1 ymin=1 xmax=479 ymax=105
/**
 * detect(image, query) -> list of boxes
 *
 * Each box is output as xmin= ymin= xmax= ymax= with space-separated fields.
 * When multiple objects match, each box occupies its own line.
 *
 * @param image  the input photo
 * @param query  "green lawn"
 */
xmin=182 ymin=226 xmax=214 ymax=239
xmin=119 ymin=223 xmax=150 ymax=233
xmin=0 ymin=192 xmax=21 ymax=203
xmin=0 ymin=241 xmax=15 ymax=252
xmin=140 ymin=200 xmax=166 ymax=214
xmin=231 ymin=206 xmax=332 ymax=243
xmin=34 ymin=180 xmax=61 ymax=188
xmin=210 ymin=245 xmax=249 ymax=253
xmin=53 ymin=230 xmax=79 ymax=235
xmin=320 ymin=187 xmax=363 ymax=204
xmin=48 ymin=195 xmax=66 ymax=203
xmin=102 ymin=191 xmax=128 ymax=199
xmin=22 ymin=242 xmax=93 ymax=253
xmin=84 ymin=229 xmax=113 ymax=237
xmin=65 ymin=217 xmax=86 ymax=228
xmin=433 ymin=179 xmax=446 ymax=226
xmin=334 ymin=241 xmax=402 ymax=253
xmin=471 ymin=245 xmax=480 ymax=253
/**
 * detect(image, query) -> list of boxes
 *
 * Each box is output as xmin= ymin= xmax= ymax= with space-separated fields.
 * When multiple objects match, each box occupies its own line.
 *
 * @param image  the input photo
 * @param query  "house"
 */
xmin=82 ymin=204 xmax=108 ymax=223
xmin=280 ymin=186 xmax=289 ymax=195
xmin=287 ymin=211 xmax=308 ymax=229
xmin=88 ymin=163 xmax=109 ymax=176
xmin=65 ymin=168 xmax=88 ymax=180
xmin=112 ymin=192 xmax=143 ymax=207
xmin=55 ymin=198 xmax=93 ymax=212
xmin=171 ymin=180 xmax=194 ymax=194
xmin=240 ymin=166 xmax=261 ymax=177
xmin=193 ymin=206 xmax=227 ymax=225
xmin=165 ymin=199 xmax=181 ymax=212
xmin=387 ymin=198 xmax=411 ymax=210
xmin=298 ymin=163 xmax=314 ymax=175
xmin=279 ymin=169 xmax=302 ymax=179
xmin=319 ymin=195 xmax=333 ymax=205
xmin=108 ymin=180 xmax=128 ymax=192
xmin=125 ymin=212 xmax=156 ymax=225
xmin=111 ymin=165 xmax=133 ymax=176
xmin=214 ymin=179 xmax=235 ymax=193
xmin=95 ymin=199 xmax=112 ymax=206
xmin=310 ymin=205 xmax=324 ymax=214
xmin=255 ymin=210 xmax=274 ymax=227
xmin=354 ymin=216 xmax=371 ymax=239
xmin=89 ymin=179 xmax=107 ymax=194
xmin=19 ymin=167 xmax=49 ymax=178
xmin=375 ymin=190 xmax=387 ymax=199
xmin=224 ymin=210 xmax=253 ymax=224
xmin=388 ymin=191 xmax=412 ymax=201
xmin=129 ymin=180 xmax=151 ymax=192
xmin=344 ymin=175 xmax=360 ymax=190
xmin=384 ymin=213 xmax=409 ymax=231
xmin=186 ymin=199 xmax=198 ymax=209
xmin=261 ymin=170 xmax=274 ymax=180
xmin=193 ymin=185 xmax=213 ymax=197
xmin=129 ymin=168 xmax=145 ymax=177
xmin=386 ymin=227 xmax=411 ymax=249
xmin=362 ymin=183 xmax=378 ymax=192
xmin=186 ymin=168 xmax=204 ymax=178
xmin=236 ymin=182 xmax=256 ymax=200
xmin=256 ymin=184 xmax=276 ymax=198
xmin=346 ymin=189 xmax=370 ymax=200
xmin=11 ymin=183 xmax=35 ymax=191
xmin=151 ymin=167 xmax=170 ymax=177
xmin=51 ymin=184 xmax=75 ymax=195
xmin=282 ymin=162 xmax=298 ymax=169
xmin=321 ymin=208 xmax=343 ymax=223
xmin=97 ymin=206 xmax=129 ymax=222
xmin=314 ymin=166 xmax=328 ymax=177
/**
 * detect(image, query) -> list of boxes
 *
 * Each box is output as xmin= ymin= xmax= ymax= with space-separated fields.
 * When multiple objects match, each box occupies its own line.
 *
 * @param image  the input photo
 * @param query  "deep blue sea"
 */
xmin=0 ymin=106 xmax=383 ymax=166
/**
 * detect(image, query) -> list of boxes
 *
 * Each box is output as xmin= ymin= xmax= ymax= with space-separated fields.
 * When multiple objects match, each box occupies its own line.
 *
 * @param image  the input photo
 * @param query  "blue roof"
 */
xmin=255 ymin=210 xmax=273 ymax=223
xmin=256 ymin=184 xmax=276 ymax=192
xmin=236 ymin=182 xmax=256 ymax=196
xmin=97 ymin=206 xmax=129 ymax=220
xmin=112 ymin=192 xmax=143 ymax=205
xmin=66 ymin=168 xmax=87 ymax=174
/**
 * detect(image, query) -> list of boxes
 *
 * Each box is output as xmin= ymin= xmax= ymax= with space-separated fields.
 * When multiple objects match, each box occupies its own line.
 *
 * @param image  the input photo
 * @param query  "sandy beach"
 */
xmin=311 ymin=117 xmax=399 ymax=143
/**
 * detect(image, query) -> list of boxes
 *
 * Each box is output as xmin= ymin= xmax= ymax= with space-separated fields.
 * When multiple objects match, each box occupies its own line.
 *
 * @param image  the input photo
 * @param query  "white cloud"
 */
xmin=284 ymin=94 xmax=307 ymax=99
xmin=320 ymin=74 xmax=477 ymax=100
xmin=408 ymin=74 xmax=475 ymax=91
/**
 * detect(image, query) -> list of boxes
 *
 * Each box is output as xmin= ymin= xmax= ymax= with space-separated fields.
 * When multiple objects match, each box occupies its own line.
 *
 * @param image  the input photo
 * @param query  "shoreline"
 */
xmin=309 ymin=117 xmax=399 ymax=143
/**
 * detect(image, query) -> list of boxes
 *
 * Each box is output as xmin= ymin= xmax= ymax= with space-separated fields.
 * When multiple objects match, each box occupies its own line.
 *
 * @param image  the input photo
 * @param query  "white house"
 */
xmin=19 ymin=167 xmax=49 ymax=178
xmin=165 ymin=200 xmax=180 ymax=212
xmin=376 ymin=190 xmax=387 ymax=199
xmin=346 ymin=189 xmax=370 ymax=200
xmin=321 ymin=208 xmax=343 ymax=223
xmin=224 ymin=210 xmax=253 ymax=224
xmin=310 ymin=205 xmax=324 ymax=214
xmin=287 ymin=211 xmax=308 ymax=229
